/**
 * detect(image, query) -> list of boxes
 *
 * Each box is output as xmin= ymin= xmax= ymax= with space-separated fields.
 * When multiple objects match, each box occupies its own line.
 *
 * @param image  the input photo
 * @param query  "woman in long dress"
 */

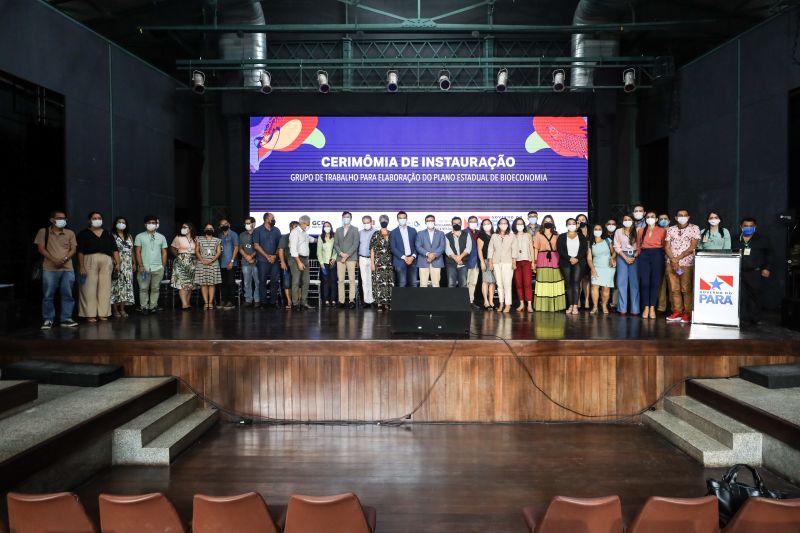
xmin=171 ymin=222 xmax=197 ymax=310
xmin=111 ymin=216 xmax=135 ymax=317
xmin=370 ymin=226 xmax=394 ymax=311
xmin=533 ymin=215 xmax=566 ymax=312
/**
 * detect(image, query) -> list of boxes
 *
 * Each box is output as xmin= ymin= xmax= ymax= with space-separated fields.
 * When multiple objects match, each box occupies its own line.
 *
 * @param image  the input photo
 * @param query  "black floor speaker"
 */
xmin=781 ymin=297 xmax=800 ymax=332
xmin=390 ymin=287 xmax=471 ymax=335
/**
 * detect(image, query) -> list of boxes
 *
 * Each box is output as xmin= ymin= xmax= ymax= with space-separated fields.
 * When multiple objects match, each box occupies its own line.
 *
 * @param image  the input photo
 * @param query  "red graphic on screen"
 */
xmin=531 ymin=117 xmax=588 ymax=159
xmin=255 ymin=116 xmax=319 ymax=159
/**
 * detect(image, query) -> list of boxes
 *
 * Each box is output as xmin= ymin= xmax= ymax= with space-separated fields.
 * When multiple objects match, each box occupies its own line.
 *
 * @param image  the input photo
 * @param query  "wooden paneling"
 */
xmin=1 ymin=340 xmax=798 ymax=422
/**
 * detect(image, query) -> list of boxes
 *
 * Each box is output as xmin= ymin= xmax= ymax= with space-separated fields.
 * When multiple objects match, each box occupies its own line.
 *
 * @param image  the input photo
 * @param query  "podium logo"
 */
xmin=698 ymin=275 xmax=734 ymax=305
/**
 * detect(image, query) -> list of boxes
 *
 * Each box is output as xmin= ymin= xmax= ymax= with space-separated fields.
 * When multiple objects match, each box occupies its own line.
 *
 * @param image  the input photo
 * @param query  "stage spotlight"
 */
xmin=317 ymin=70 xmax=330 ymax=93
xmin=259 ymin=71 xmax=272 ymax=94
xmin=496 ymin=68 xmax=508 ymax=93
xmin=438 ymin=69 xmax=451 ymax=91
xmin=192 ymin=70 xmax=205 ymax=95
xmin=387 ymin=70 xmax=399 ymax=92
xmin=623 ymin=68 xmax=636 ymax=93
xmin=552 ymin=69 xmax=566 ymax=92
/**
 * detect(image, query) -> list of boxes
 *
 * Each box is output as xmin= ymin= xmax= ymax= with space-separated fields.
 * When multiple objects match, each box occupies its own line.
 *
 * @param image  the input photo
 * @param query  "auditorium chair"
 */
xmin=521 ymin=495 xmax=623 ymax=533
xmin=283 ymin=493 xmax=376 ymax=533
xmin=722 ymin=497 xmax=800 ymax=532
xmin=98 ymin=493 xmax=186 ymax=533
xmin=7 ymin=492 xmax=97 ymax=533
xmin=627 ymin=495 xmax=719 ymax=533
xmin=192 ymin=492 xmax=281 ymax=533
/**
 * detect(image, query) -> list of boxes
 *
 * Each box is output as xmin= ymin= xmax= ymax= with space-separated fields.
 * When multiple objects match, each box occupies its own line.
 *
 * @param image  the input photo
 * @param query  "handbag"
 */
xmin=706 ymin=464 xmax=789 ymax=527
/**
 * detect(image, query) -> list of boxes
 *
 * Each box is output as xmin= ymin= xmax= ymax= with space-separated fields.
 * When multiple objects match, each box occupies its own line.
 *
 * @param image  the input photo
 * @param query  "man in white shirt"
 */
xmin=289 ymin=215 xmax=317 ymax=309
xmin=357 ymin=215 xmax=377 ymax=308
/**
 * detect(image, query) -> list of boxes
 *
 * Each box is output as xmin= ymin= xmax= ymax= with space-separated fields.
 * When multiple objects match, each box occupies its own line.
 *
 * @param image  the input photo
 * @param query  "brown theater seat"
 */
xmin=723 ymin=497 xmax=800 ymax=533
xmin=98 ymin=493 xmax=186 ymax=533
xmin=283 ymin=493 xmax=376 ymax=533
xmin=192 ymin=492 xmax=281 ymax=533
xmin=521 ymin=495 xmax=623 ymax=533
xmin=7 ymin=492 xmax=97 ymax=533
xmin=627 ymin=495 xmax=719 ymax=533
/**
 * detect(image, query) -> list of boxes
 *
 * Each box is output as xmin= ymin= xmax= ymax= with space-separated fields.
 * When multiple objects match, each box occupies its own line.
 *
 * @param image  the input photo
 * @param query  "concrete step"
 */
xmin=664 ymin=396 xmax=761 ymax=464
xmin=643 ymin=410 xmax=734 ymax=467
xmin=113 ymin=394 xmax=198 ymax=451
xmin=0 ymin=380 xmax=37 ymax=415
xmin=113 ymin=405 xmax=218 ymax=465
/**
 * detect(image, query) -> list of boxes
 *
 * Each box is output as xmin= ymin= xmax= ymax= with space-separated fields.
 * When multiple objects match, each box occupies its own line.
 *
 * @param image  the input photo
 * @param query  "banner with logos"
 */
xmin=692 ymin=252 xmax=741 ymax=328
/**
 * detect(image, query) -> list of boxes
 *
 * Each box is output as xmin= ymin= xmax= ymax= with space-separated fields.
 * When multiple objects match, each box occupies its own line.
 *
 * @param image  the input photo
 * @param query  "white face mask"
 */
xmin=426 ymin=221 xmax=435 ymax=230
xmin=54 ymin=219 xmax=67 ymax=229
xmin=469 ymin=222 xmax=478 ymax=230
xmin=528 ymin=217 xmax=538 ymax=225
xmin=567 ymin=224 xmax=577 ymax=232
xmin=146 ymin=223 xmax=157 ymax=232
xmin=180 ymin=227 xmax=189 ymax=235
xmin=91 ymin=219 xmax=103 ymax=228
xmin=482 ymin=224 xmax=492 ymax=232
xmin=593 ymin=230 xmax=603 ymax=238
xmin=676 ymin=216 xmax=690 ymax=225
xmin=606 ymin=225 xmax=616 ymax=233
xmin=708 ymin=219 xmax=720 ymax=226
xmin=116 ymin=223 xmax=126 ymax=230
xmin=342 ymin=217 xmax=351 ymax=225
xmin=498 ymin=223 xmax=508 ymax=231
xmin=622 ymin=220 xmax=633 ymax=228
xmin=633 ymin=211 xmax=645 ymax=221
xmin=363 ymin=223 xmax=372 ymax=231
xmin=646 ymin=217 xmax=657 ymax=226
xmin=398 ymin=218 xmax=407 ymax=226
xmin=245 ymin=223 xmax=253 ymax=231
xmin=515 ymin=224 xmax=525 ymax=232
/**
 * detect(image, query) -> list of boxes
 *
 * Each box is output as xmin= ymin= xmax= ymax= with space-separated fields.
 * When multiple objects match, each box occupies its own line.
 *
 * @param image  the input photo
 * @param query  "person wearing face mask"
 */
xmin=389 ymin=211 xmax=418 ymax=288
xmin=111 ymin=216 xmax=135 ymax=318
xmin=477 ymin=219 xmax=496 ymax=309
xmin=665 ymin=209 xmax=700 ymax=323
xmin=317 ymin=221 xmax=338 ymax=306
xmin=238 ymin=217 xmax=260 ymax=308
xmin=632 ymin=204 xmax=647 ymax=231
xmin=252 ymin=212 xmax=282 ymax=309
xmin=370 ymin=217 xmax=394 ymax=311
xmin=357 ymin=215 xmax=378 ymax=308
xmin=415 ymin=215 xmax=446 ymax=288
xmin=465 ymin=216 xmax=481 ymax=308
xmin=613 ymin=214 xmax=640 ymax=316
xmin=278 ymin=221 xmax=299 ymax=309
xmin=134 ymin=215 xmax=168 ymax=315
xmin=77 ymin=211 xmax=120 ymax=323
xmin=533 ymin=216 xmax=566 ymax=312
xmin=605 ymin=218 xmax=620 ymax=311
xmin=445 ymin=217 xmax=472 ymax=289
xmin=656 ymin=213 xmax=673 ymax=314
xmin=698 ymin=211 xmax=731 ymax=251
xmin=289 ymin=215 xmax=317 ymax=309
xmin=488 ymin=218 xmax=516 ymax=313
xmin=734 ymin=217 xmax=772 ymax=326
xmin=556 ymin=218 xmax=589 ymax=315
xmin=587 ymin=223 xmax=616 ymax=314
xmin=511 ymin=217 xmax=535 ymax=312
xmin=526 ymin=211 xmax=540 ymax=236
xmin=194 ymin=223 xmax=222 ymax=309
xmin=34 ymin=209 xmax=79 ymax=329
xmin=576 ymin=214 xmax=592 ymax=309
xmin=170 ymin=222 xmax=197 ymax=311
xmin=334 ymin=211 xmax=360 ymax=308
xmin=216 ymin=217 xmax=240 ymax=310
xmin=636 ymin=211 xmax=667 ymax=320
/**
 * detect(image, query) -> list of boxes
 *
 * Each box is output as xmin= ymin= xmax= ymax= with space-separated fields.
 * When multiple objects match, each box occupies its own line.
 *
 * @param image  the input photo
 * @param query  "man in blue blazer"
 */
xmin=415 ymin=214 xmax=446 ymax=287
xmin=389 ymin=211 xmax=419 ymax=287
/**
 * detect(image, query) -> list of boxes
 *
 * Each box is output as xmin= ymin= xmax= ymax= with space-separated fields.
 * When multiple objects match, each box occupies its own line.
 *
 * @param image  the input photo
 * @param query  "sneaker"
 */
xmin=666 ymin=311 xmax=682 ymax=322
xmin=61 ymin=319 xmax=79 ymax=328
xmin=681 ymin=313 xmax=691 ymax=324
xmin=41 ymin=320 xmax=53 ymax=330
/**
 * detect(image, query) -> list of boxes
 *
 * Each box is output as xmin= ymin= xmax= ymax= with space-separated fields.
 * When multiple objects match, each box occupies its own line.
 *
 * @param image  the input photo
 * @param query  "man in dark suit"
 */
xmin=415 ymin=214 xmax=446 ymax=288
xmin=389 ymin=211 xmax=418 ymax=287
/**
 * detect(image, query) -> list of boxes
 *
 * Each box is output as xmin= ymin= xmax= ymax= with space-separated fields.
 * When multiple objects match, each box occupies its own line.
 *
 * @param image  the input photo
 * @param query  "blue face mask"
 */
xmin=742 ymin=226 xmax=756 ymax=237
xmin=342 ymin=217 xmax=351 ymax=225
xmin=398 ymin=218 xmax=407 ymax=226
xmin=658 ymin=219 xmax=669 ymax=228
xmin=528 ymin=217 xmax=538 ymax=225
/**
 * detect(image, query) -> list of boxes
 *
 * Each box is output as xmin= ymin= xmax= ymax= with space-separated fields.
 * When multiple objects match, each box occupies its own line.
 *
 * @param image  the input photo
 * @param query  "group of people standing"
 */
xmin=34 ymin=205 xmax=773 ymax=329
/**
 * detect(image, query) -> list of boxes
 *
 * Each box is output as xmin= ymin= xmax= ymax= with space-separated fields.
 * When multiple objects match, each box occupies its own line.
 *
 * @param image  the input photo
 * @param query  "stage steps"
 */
xmin=112 ymin=393 xmax=218 ymax=465
xmin=0 ymin=380 xmax=37 ymax=415
xmin=643 ymin=395 xmax=761 ymax=467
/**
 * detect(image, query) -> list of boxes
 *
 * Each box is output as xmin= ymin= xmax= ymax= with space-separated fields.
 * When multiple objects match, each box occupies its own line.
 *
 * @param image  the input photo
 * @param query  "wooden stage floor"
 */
xmin=3 ymin=309 xmax=800 ymax=423
xmin=72 ymin=424 xmax=799 ymax=533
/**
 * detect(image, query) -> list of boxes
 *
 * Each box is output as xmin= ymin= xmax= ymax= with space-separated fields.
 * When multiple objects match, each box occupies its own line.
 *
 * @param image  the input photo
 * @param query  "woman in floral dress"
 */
xmin=370 ymin=222 xmax=394 ymax=311
xmin=171 ymin=222 xmax=197 ymax=310
xmin=111 ymin=216 xmax=135 ymax=317
xmin=194 ymin=223 xmax=222 ymax=310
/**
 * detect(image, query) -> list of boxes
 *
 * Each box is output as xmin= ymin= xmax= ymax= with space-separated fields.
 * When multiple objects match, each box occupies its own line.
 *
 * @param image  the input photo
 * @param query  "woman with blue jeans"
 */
xmin=316 ymin=222 xmax=338 ymax=307
xmin=636 ymin=211 xmax=666 ymax=319
xmin=613 ymin=214 xmax=640 ymax=315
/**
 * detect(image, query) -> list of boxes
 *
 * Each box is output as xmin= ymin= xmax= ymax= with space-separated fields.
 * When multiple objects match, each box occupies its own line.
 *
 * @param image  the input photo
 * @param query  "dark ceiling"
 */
xmin=46 ymin=0 xmax=795 ymax=81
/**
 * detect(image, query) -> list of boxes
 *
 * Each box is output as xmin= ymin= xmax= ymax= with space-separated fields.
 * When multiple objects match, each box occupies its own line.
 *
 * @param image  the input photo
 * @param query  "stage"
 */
xmin=2 ymin=308 xmax=799 ymax=423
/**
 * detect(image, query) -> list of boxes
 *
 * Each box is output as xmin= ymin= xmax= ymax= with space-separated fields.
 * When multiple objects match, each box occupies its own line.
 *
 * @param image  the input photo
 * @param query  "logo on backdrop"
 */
xmin=698 ymin=275 xmax=735 ymax=305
